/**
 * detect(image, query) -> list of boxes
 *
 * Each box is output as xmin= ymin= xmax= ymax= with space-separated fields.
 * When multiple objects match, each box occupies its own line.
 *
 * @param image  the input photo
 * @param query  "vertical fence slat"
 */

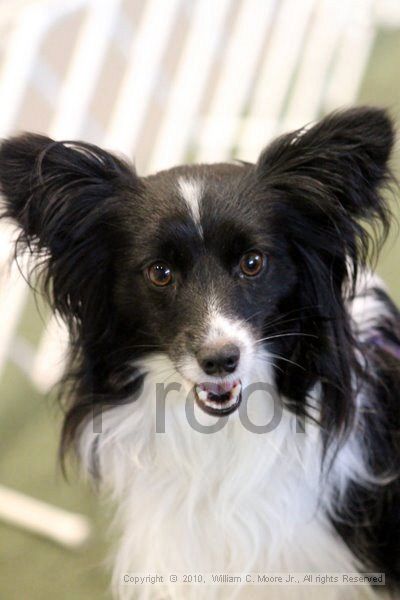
xmin=195 ymin=0 xmax=276 ymax=163
xmin=103 ymin=0 xmax=181 ymax=157
xmin=237 ymin=0 xmax=315 ymax=161
xmin=322 ymin=0 xmax=375 ymax=112
xmin=279 ymin=0 xmax=349 ymax=133
xmin=147 ymin=0 xmax=232 ymax=173
xmin=50 ymin=0 xmax=123 ymax=139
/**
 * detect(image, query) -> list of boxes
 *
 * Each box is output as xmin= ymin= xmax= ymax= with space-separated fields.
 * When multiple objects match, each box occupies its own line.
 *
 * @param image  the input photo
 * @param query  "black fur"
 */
xmin=331 ymin=285 xmax=400 ymax=586
xmin=0 ymin=107 xmax=399 ymax=589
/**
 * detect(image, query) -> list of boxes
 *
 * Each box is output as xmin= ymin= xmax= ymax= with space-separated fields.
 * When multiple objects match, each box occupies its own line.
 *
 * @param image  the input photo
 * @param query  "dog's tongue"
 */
xmin=199 ymin=380 xmax=236 ymax=395
xmin=195 ymin=380 xmax=241 ymax=404
xmin=194 ymin=379 xmax=242 ymax=414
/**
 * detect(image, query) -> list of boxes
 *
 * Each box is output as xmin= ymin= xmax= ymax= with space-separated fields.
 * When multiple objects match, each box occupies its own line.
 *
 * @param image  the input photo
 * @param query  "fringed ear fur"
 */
xmin=256 ymin=107 xmax=395 ymax=282
xmin=0 ymin=133 xmax=141 ymax=330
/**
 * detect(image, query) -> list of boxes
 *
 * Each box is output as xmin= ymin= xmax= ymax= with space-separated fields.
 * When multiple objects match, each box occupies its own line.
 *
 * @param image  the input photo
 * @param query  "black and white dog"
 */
xmin=0 ymin=107 xmax=399 ymax=599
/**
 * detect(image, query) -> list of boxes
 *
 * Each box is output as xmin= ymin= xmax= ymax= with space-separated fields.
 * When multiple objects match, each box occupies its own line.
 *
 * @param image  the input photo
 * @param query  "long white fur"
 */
xmin=78 ymin=277 xmax=393 ymax=600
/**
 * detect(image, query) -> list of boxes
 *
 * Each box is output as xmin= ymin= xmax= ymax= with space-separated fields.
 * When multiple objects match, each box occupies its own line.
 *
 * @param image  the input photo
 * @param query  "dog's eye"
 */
xmin=239 ymin=251 xmax=264 ymax=277
xmin=147 ymin=262 xmax=173 ymax=287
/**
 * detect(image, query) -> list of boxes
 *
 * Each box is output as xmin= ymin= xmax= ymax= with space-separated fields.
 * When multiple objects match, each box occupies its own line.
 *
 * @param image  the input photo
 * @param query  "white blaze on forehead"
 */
xmin=177 ymin=176 xmax=203 ymax=232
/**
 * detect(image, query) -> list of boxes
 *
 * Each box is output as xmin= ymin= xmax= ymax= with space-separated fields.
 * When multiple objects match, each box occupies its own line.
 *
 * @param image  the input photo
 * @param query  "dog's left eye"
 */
xmin=239 ymin=251 xmax=264 ymax=277
xmin=146 ymin=262 xmax=173 ymax=287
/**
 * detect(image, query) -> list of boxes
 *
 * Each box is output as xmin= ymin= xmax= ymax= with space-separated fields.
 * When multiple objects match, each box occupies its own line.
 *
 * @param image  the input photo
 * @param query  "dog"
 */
xmin=0 ymin=107 xmax=399 ymax=599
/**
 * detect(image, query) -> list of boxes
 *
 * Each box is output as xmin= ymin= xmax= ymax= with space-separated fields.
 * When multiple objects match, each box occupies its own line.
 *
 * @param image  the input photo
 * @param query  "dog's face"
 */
xmin=113 ymin=163 xmax=297 ymax=415
xmin=0 ymin=108 xmax=394 ymax=434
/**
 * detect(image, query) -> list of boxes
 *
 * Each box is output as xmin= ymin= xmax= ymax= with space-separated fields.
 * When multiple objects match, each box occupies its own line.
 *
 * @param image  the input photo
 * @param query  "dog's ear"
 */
xmin=256 ymin=107 xmax=395 ymax=276
xmin=0 ymin=133 xmax=141 ymax=328
xmin=257 ymin=106 xmax=394 ymax=220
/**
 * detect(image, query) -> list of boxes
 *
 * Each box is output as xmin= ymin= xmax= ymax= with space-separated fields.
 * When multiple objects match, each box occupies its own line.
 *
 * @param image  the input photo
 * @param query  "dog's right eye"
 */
xmin=146 ymin=262 xmax=173 ymax=287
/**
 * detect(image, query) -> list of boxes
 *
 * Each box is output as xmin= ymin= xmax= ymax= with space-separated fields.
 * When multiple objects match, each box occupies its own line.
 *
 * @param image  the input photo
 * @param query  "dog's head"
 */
xmin=0 ymin=108 xmax=394 ymax=445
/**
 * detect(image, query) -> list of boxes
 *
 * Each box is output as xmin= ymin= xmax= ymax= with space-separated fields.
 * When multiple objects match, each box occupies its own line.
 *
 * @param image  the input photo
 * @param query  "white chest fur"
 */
xmin=80 ymin=355 xmax=385 ymax=600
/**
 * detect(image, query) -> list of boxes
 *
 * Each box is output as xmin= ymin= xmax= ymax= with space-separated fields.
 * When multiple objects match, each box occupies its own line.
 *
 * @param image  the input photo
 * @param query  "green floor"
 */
xmin=1 ymin=28 xmax=400 ymax=600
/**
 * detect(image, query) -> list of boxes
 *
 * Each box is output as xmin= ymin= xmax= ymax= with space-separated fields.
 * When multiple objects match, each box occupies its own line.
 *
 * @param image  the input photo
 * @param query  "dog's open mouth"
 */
xmin=194 ymin=380 xmax=242 ymax=416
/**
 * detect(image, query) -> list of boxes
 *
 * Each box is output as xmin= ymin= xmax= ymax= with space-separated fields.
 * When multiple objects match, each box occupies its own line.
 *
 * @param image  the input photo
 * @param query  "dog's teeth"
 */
xmin=195 ymin=380 xmax=242 ymax=413
xmin=232 ymin=383 xmax=241 ymax=397
xmin=207 ymin=400 xmax=219 ymax=409
xmin=197 ymin=389 xmax=208 ymax=401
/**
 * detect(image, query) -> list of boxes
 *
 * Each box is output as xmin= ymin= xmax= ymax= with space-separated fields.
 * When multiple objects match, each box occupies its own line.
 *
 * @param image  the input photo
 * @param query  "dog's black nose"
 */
xmin=197 ymin=343 xmax=240 ymax=376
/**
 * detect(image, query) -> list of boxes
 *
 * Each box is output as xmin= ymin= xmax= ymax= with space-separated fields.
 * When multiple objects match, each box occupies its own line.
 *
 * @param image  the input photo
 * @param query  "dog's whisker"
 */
xmin=261 ymin=305 xmax=321 ymax=329
xmin=240 ymin=310 xmax=265 ymax=325
xmin=255 ymin=332 xmax=319 ymax=344
xmin=262 ymin=352 xmax=306 ymax=371
xmin=261 ymin=316 xmax=315 ymax=332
